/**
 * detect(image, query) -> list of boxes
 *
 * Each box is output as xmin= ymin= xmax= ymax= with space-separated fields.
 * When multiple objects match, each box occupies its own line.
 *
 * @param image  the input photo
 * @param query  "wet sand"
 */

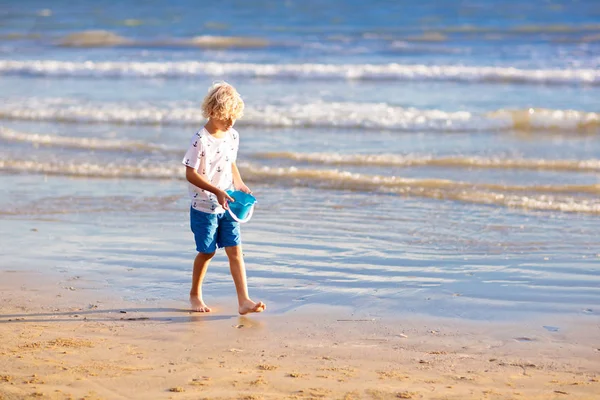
xmin=0 ymin=269 xmax=598 ymax=400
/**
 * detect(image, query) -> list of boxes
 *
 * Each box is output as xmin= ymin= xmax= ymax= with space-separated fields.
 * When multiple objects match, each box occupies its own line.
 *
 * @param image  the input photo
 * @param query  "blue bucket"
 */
xmin=226 ymin=190 xmax=257 ymax=223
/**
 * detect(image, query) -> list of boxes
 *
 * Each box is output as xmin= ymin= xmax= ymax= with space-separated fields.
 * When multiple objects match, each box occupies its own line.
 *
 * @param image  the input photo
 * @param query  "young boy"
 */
xmin=182 ymin=81 xmax=265 ymax=315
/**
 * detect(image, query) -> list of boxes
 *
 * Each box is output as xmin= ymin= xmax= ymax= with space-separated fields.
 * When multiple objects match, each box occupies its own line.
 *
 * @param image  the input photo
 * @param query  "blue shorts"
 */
xmin=190 ymin=207 xmax=241 ymax=253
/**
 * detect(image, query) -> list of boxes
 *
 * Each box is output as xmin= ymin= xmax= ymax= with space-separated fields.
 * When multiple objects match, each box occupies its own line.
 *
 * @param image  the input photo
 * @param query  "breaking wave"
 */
xmin=59 ymin=30 xmax=132 ymax=47
xmin=1 ymin=159 xmax=599 ymax=214
xmin=3 ymin=127 xmax=598 ymax=172
xmin=0 ymin=60 xmax=598 ymax=85
xmin=57 ymin=30 xmax=269 ymax=48
xmin=439 ymin=23 xmax=600 ymax=34
xmin=0 ymin=99 xmax=597 ymax=133
xmin=0 ymin=126 xmax=174 ymax=153
xmin=258 ymin=152 xmax=600 ymax=172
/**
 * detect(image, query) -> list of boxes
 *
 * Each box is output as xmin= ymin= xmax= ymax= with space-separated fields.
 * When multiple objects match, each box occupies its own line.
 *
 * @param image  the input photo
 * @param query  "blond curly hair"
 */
xmin=201 ymin=81 xmax=245 ymax=121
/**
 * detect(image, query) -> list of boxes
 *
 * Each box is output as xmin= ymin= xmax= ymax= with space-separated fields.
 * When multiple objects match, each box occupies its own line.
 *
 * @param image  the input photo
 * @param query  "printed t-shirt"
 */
xmin=182 ymin=127 xmax=239 ymax=213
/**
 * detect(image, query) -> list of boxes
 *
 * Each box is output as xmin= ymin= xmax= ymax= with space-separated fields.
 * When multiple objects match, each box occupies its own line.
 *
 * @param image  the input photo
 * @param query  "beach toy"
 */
xmin=226 ymin=190 xmax=257 ymax=223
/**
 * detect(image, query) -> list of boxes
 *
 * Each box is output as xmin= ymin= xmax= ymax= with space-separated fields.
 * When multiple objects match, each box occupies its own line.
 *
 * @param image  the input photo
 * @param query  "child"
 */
xmin=182 ymin=81 xmax=265 ymax=315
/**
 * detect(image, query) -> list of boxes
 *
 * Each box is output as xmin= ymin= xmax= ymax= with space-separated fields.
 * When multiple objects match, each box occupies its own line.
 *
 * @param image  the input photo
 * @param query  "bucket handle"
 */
xmin=226 ymin=205 xmax=254 ymax=224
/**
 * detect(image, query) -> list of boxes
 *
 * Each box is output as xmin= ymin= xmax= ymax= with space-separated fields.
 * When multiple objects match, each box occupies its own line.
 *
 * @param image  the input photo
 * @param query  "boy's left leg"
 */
xmin=189 ymin=208 xmax=219 ymax=312
xmin=224 ymin=245 xmax=266 ymax=315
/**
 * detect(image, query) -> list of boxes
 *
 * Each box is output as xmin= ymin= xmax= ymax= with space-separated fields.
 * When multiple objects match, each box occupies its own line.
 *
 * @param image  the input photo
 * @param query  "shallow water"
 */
xmin=1 ymin=0 xmax=599 ymax=320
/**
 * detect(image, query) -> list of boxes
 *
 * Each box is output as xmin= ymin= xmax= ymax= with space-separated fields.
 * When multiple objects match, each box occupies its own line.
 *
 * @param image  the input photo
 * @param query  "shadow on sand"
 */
xmin=0 ymin=307 xmax=240 ymax=324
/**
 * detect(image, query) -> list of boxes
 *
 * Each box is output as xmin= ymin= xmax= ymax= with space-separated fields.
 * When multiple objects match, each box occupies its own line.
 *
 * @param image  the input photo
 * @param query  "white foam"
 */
xmin=0 ymin=60 xmax=598 ymax=85
xmin=5 ymin=126 xmax=598 ymax=173
xmin=1 ymin=159 xmax=598 ymax=214
xmin=258 ymin=152 xmax=600 ymax=172
xmin=0 ymin=159 xmax=181 ymax=179
xmin=0 ymin=99 xmax=597 ymax=133
xmin=0 ymin=126 xmax=172 ymax=153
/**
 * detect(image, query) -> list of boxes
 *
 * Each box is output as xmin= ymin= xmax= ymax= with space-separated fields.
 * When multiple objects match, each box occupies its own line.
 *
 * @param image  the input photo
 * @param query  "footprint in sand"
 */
xmin=514 ymin=337 xmax=535 ymax=342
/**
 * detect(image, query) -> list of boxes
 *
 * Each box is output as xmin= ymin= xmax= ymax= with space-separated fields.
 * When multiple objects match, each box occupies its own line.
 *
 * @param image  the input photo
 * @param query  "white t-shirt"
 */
xmin=182 ymin=127 xmax=239 ymax=214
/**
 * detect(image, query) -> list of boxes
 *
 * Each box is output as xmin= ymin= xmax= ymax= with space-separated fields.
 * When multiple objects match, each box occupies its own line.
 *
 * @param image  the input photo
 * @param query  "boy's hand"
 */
xmin=217 ymin=190 xmax=234 ymax=210
xmin=236 ymin=183 xmax=252 ymax=194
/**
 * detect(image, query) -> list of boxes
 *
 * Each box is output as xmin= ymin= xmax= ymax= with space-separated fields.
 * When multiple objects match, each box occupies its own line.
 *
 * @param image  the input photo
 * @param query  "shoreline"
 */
xmin=1 ymin=199 xmax=598 ymax=324
xmin=1 ymin=269 xmax=598 ymax=400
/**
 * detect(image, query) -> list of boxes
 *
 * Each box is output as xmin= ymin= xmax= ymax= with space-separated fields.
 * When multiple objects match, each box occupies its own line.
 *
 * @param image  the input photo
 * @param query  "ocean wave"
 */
xmin=59 ymin=31 xmax=132 ymax=47
xmin=0 ymin=159 xmax=181 ymax=179
xmin=552 ymin=33 xmax=600 ymax=43
xmin=241 ymin=165 xmax=600 ymax=196
xmin=57 ymin=30 xmax=269 ymax=48
xmin=0 ymin=59 xmax=598 ymax=85
xmin=258 ymin=152 xmax=600 ymax=172
xmin=508 ymin=23 xmax=600 ymax=34
xmin=246 ymin=165 xmax=600 ymax=214
xmin=3 ymin=126 xmax=598 ymax=172
xmin=0 ymin=33 xmax=42 ymax=40
xmin=439 ymin=23 xmax=600 ymax=34
xmin=1 ymin=159 xmax=598 ymax=214
xmin=388 ymin=41 xmax=465 ymax=55
xmin=0 ymin=126 xmax=173 ymax=153
xmin=404 ymin=32 xmax=448 ymax=42
xmin=180 ymin=35 xmax=269 ymax=48
xmin=0 ymin=100 xmax=597 ymax=133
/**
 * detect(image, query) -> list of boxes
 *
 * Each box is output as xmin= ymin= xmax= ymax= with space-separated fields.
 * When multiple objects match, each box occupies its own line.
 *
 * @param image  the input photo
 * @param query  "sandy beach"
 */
xmin=1 ymin=269 xmax=598 ymax=400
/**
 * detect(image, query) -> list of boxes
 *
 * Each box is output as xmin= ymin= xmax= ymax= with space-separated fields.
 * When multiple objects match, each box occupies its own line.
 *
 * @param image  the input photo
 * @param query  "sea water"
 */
xmin=0 ymin=0 xmax=599 ymax=320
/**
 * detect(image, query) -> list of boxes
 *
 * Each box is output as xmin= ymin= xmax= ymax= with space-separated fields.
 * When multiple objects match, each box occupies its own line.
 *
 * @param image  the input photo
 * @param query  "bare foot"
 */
xmin=239 ymin=299 xmax=266 ymax=315
xmin=190 ymin=296 xmax=211 ymax=312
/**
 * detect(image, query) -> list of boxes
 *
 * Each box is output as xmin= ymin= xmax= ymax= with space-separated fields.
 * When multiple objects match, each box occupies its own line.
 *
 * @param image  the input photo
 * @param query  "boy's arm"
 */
xmin=185 ymin=166 xmax=233 ymax=208
xmin=232 ymin=162 xmax=252 ymax=193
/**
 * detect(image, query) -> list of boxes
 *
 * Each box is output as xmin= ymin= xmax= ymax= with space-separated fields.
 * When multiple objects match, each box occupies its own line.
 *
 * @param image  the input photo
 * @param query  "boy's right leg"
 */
xmin=189 ymin=208 xmax=219 ymax=312
xmin=190 ymin=251 xmax=215 ymax=312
